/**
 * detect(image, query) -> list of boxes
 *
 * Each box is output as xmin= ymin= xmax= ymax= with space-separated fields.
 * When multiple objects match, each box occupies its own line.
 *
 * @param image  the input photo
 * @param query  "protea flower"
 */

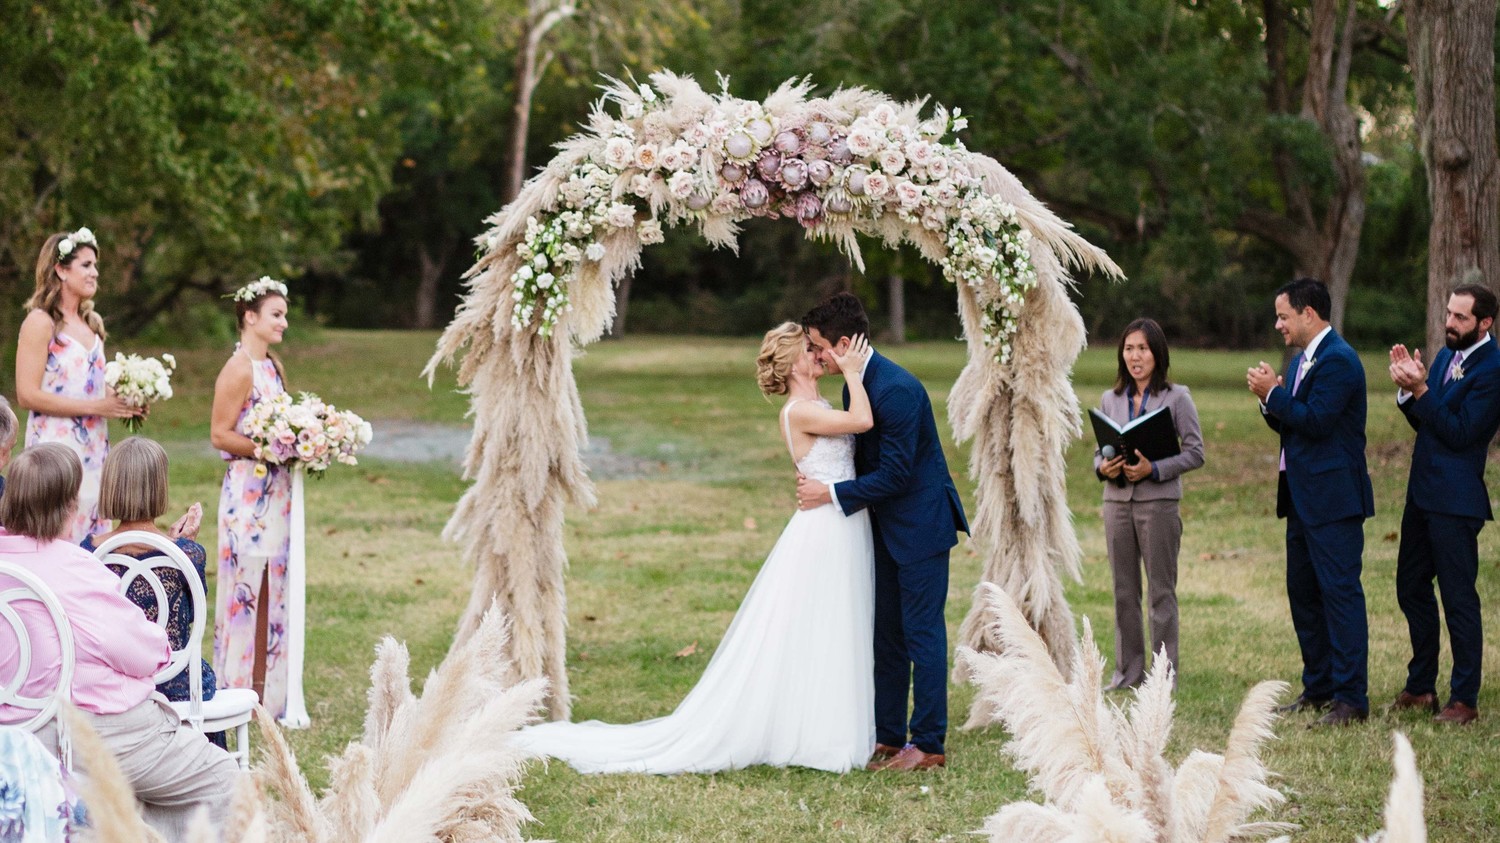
xmin=756 ymin=149 xmax=782 ymax=181
xmin=740 ymin=179 xmax=770 ymax=209
xmin=795 ymin=192 xmax=823 ymax=228
xmin=774 ymin=129 xmax=804 ymax=155
xmin=721 ymin=162 xmax=747 ymax=183
xmin=807 ymin=159 xmax=834 ymax=186
xmin=780 ymin=158 xmax=808 ymax=189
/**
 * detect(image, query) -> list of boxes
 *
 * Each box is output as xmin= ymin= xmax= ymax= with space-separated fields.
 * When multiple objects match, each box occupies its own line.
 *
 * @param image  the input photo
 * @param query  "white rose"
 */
xmin=933 ymin=182 xmax=960 ymax=207
xmin=603 ymin=137 xmax=633 ymax=170
xmin=607 ymin=203 xmax=638 ymax=228
xmin=516 ymin=265 xmax=535 ymax=281
xmin=926 ymin=155 xmax=950 ymax=180
xmin=155 ymin=377 xmax=172 ymax=395
xmin=870 ymin=103 xmax=897 ymax=126
xmin=895 ymin=180 xmax=923 ymax=208
xmin=877 ymin=148 xmax=906 ymax=175
xmin=905 ymin=140 xmax=935 ymax=167
xmin=863 ymin=172 xmax=891 ymax=199
xmin=668 ymin=171 xmax=696 ymax=199
xmin=536 ymin=272 xmax=554 ymax=289
xmin=634 ymin=144 xmax=659 ymax=170
xmin=637 ymin=219 xmax=665 ymax=245
xmin=629 ymin=174 xmax=654 ymax=198
xmin=585 ymin=243 xmax=606 ymax=261
xmin=666 ymin=141 xmax=698 ymax=172
xmin=846 ymin=127 xmax=879 ymax=158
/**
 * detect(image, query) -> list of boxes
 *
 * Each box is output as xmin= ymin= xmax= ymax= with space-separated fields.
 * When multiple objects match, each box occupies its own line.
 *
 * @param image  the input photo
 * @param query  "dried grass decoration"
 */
xmin=426 ymin=71 xmax=1122 ymax=720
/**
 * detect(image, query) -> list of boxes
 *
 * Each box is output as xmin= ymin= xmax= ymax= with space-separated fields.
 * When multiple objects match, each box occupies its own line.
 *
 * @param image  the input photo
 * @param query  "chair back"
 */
xmin=0 ymin=560 xmax=75 ymax=734
xmin=92 ymin=531 xmax=206 ymax=726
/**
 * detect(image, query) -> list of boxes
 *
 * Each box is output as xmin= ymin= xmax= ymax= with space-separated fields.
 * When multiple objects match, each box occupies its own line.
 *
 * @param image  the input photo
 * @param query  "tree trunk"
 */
xmin=1241 ymin=0 xmax=1367 ymax=331
xmin=1407 ymin=0 xmax=1500 ymax=356
xmin=414 ymin=241 xmax=448 ymax=329
xmin=608 ymin=271 xmax=632 ymax=338
xmin=885 ymin=273 xmax=906 ymax=343
xmin=503 ymin=1 xmax=574 ymax=203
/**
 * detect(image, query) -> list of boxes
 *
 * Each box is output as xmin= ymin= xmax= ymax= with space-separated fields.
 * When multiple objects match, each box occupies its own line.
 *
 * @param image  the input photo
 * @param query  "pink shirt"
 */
xmin=0 ymin=531 xmax=169 ymax=720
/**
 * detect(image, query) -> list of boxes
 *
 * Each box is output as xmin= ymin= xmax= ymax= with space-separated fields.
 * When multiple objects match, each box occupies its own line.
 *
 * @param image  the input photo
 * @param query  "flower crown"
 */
xmin=56 ymin=227 xmax=97 ymax=261
xmin=231 ymin=276 xmax=289 ymax=303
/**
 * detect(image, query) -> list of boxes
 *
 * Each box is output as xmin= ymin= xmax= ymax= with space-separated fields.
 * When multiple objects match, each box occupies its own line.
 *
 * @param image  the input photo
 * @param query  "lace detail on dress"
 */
xmin=783 ymin=398 xmax=856 ymax=486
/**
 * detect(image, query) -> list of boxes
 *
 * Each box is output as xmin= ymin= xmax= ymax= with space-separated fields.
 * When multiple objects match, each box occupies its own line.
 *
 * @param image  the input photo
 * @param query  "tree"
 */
xmin=1405 ymin=0 xmax=1500 ymax=354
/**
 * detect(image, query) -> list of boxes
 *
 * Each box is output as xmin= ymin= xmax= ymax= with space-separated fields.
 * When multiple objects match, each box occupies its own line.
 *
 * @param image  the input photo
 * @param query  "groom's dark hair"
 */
xmin=801 ymin=292 xmax=870 ymax=344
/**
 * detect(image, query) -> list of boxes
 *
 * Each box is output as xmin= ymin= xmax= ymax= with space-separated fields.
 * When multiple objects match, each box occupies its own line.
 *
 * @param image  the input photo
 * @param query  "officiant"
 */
xmin=1094 ymin=318 xmax=1205 ymax=692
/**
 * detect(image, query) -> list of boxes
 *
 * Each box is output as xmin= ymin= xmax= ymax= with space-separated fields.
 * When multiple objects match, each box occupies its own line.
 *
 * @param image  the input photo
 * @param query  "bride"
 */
xmin=513 ymin=322 xmax=876 ymax=774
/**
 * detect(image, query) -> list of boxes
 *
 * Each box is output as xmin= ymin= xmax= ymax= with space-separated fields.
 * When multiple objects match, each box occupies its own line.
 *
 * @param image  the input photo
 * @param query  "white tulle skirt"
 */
xmin=514 ymin=503 xmax=875 ymax=774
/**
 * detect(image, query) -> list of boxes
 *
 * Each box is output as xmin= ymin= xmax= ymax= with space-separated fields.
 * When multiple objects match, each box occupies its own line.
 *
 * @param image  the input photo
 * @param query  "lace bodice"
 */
xmin=783 ymin=399 xmax=856 ymax=485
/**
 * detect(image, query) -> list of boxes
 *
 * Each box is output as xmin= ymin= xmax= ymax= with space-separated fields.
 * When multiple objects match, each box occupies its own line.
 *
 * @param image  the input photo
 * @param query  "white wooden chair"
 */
xmin=94 ymin=531 xmax=259 ymax=770
xmin=0 ymin=559 xmax=75 ymax=769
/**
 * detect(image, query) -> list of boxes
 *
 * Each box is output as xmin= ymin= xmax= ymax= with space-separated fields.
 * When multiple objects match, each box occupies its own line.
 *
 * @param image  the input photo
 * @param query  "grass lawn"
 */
xmin=101 ymin=329 xmax=1497 ymax=841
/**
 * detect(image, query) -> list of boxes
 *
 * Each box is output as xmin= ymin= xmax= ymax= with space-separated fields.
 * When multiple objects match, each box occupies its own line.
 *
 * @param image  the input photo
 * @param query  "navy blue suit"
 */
xmin=1263 ymin=330 xmax=1374 ymax=710
xmin=835 ymin=351 xmax=968 ymax=755
xmin=1396 ymin=338 xmax=1500 ymax=708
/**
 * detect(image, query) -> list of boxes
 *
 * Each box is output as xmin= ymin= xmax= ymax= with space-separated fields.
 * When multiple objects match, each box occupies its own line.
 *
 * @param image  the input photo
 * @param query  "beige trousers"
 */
xmin=1103 ymin=499 xmax=1181 ymax=689
xmin=37 ymin=697 xmax=240 ymax=842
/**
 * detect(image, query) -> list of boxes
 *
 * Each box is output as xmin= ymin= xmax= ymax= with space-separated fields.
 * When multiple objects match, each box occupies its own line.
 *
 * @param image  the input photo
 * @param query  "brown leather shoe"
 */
xmin=866 ymin=743 xmax=902 ymax=766
xmin=1391 ymin=690 xmax=1439 ymax=714
xmin=1435 ymin=701 xmax=1479 ymax=725
xmin=1309 ymin=700 xmax=1368 ymax=728
xmin=877 ymin=744 xmax=946 ymax=771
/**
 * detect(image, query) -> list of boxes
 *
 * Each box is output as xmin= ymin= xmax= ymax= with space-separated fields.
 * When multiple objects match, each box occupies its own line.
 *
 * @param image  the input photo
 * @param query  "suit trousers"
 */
xmin=1285 ymin=510 xmax=1369 ymax=710
xmin=1395 ymin=502 xmax=1485 ymax=707
xmin=1103 ymin=499 xmax=1180 ymax=688
xmin=37 ymin=697 xmax=240 ymax=843
xmin=872 ymin=522 xmax=949 ymax=755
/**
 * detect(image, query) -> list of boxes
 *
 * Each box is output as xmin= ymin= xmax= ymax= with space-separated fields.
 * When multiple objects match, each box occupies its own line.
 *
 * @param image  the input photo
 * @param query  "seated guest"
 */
xmin=0 ymin=443 xmax=238 ymax=843
xmin=0 ymin=395 xmax=18 ymax=496
xmin=82 ymin=436 xmax=217 ymax=707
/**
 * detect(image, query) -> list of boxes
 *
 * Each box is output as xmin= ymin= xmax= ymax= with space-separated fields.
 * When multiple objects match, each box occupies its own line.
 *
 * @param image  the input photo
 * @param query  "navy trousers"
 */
xmin=1396 ymin=503 xmax=1485 ymax=708
xmin=872 ymin=521 xmax=949 ymax=755
xmin=1285 ymin=510 xmax=1369 ymax=710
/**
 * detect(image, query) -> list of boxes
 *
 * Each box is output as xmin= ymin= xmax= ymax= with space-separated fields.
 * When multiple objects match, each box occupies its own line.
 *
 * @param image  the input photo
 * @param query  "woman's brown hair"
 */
xmin=0 ymin=443 xmax=82 ymax=541
xmin=28 ymin=232 xmax=107 ymax=341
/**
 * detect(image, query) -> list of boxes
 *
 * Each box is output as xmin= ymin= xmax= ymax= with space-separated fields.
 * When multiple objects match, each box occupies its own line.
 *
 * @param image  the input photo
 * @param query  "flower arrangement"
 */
xmin=492 ymin=77 xmax=1037 ymax=362
xmin=56 ymin=226 xmax=97 ymax=261
xmin=103 ymin=352 xmax=176 ymax=433
xmin=242 ymin=391 xmax=373 ymax=475
xmin=232 ymin=275 xmax=289 ymax=303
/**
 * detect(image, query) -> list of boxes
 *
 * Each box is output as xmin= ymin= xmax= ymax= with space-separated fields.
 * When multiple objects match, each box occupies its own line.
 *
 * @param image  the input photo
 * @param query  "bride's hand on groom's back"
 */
xmin=830 ymin=334 xmax=870 ymax=377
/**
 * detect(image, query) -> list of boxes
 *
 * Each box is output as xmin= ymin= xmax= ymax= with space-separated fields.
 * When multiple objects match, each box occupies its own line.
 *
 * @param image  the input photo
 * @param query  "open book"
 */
xmin=1088 ymin=406 xmax=1181 ymax=464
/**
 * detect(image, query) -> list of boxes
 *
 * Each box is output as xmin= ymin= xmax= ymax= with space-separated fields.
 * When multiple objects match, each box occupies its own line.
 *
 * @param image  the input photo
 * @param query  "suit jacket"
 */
xmin=1400 ymin=338 xmax=1500 ymax=520
xmin=834 ymin=351 xmax=969 ymax=564
xmin=1093 ymin=384 xmax=1205 ymax=502
xmin=1263 ymin=329 xmax=1375 ymax=525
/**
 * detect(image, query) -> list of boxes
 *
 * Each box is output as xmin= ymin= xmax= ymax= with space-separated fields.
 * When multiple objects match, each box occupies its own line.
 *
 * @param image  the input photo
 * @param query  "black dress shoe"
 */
xmin=1275 ymin=694 xmax=1332 ymax=714
xmin=1310 ymin=701 xmax=1369 ymax=727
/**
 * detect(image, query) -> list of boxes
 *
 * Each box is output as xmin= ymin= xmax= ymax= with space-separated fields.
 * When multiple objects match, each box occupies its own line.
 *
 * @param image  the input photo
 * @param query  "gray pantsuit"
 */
xmin=1095 ymin=384 xmax=1204 ymax=689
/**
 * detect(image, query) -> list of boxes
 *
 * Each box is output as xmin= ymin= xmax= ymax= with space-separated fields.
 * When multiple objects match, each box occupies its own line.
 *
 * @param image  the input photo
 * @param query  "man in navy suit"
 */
xmin=796 ymin=293 xmax=968 ymax=771
xmin=1247 ymin=278 xmax=1374 ymax=726
xmin=1387 ymin=284 xmax=1500 ymax=726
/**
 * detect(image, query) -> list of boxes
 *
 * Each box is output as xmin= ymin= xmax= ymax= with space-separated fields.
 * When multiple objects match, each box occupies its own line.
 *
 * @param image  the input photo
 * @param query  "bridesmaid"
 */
xmin=209 ymin=276 xmax=293 ymax=718
xmin=15 ymin=228 xmax=140 ymax=542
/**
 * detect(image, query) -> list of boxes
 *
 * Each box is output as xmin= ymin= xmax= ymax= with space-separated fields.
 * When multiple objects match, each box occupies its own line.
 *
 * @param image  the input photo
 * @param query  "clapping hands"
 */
xmin=168 ymin=501 xmax=204 ymax=541
xmin=1389 ymin=345 xmax=1427 ymax=398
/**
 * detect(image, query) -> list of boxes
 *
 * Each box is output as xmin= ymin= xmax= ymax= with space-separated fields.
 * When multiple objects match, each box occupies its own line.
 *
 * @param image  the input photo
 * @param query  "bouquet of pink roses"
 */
xmin=242 ymin=391 xmax=372 ymax=475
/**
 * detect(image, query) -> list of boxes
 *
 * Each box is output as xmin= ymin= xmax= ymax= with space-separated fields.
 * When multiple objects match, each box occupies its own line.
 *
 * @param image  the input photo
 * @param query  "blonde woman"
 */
xmin=15 ymin=228 xmax=141 ymax=542
xmin=82 ymin=436 xmax=215 ymax=708
xmin=514 ymin=322 xmax=876 ymax=774
xmin=209 ymin=278 xmax=293 ymax=719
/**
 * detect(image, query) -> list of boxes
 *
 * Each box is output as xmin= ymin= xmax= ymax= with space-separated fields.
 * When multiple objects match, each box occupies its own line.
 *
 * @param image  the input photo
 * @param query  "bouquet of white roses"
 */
xmin=242 ymin=391 xmax=373 ymax=475
xmin=104 ymin=352 xmax=176 ymax=432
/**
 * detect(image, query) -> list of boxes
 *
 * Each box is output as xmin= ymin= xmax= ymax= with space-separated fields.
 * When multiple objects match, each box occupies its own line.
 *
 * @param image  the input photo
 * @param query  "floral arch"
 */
xmin=425 ymin=71 xmax=1121 ymax=722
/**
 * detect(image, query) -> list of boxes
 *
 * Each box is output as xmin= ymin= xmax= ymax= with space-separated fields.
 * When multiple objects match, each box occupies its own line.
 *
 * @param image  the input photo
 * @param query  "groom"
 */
xmin=796 ymin=293 xmax=969 ymax=771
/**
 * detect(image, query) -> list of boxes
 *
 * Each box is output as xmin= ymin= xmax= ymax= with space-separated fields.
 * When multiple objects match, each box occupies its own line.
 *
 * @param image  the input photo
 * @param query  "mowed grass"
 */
xmin=111 ymin=330 xmax=1498 ymax=841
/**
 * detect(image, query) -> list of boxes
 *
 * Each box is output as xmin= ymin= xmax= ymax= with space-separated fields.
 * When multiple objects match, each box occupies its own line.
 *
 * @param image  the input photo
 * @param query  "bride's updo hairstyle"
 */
xmin=756 ymin=321 xmax=805 ymax=397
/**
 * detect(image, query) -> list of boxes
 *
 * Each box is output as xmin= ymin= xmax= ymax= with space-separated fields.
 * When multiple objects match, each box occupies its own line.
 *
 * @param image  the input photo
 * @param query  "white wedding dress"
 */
xmin=513 ymin=398 xmax=875 ymax=774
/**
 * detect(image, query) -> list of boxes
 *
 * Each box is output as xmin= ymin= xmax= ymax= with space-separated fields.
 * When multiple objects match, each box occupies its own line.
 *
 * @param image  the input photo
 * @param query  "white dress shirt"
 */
xmin=1397 ymin=333 xmax=1491 ymax=404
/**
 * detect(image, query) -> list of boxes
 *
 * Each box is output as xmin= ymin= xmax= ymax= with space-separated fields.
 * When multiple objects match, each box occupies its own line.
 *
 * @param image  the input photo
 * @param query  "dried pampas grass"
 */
xmin=248 ymin=603 xmax=546 ymax=842
xmin=1358 ymin=733 xmax=1428 ymax=843
xmin=959 ymin=583 xmax=1297 ymax=843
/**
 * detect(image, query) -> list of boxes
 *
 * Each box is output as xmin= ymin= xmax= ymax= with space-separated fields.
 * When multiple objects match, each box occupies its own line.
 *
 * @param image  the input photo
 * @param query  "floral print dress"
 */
xmin=24 ymin=331 xmax=107 ymax=544
xmin=212 ymin=349 xmax=293 ymax=718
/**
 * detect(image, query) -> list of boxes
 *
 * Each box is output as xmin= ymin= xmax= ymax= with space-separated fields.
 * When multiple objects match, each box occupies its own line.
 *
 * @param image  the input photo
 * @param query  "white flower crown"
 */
xmin=56 ymin=227 xmax=97 ymax=261
xmin=231 ymin=276 xmax=289 ymax=303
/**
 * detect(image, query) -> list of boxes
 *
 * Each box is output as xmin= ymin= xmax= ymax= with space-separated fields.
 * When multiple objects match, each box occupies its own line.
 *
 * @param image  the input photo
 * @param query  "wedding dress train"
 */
xmin=513 ymin=401 xmax=875 ymax=773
